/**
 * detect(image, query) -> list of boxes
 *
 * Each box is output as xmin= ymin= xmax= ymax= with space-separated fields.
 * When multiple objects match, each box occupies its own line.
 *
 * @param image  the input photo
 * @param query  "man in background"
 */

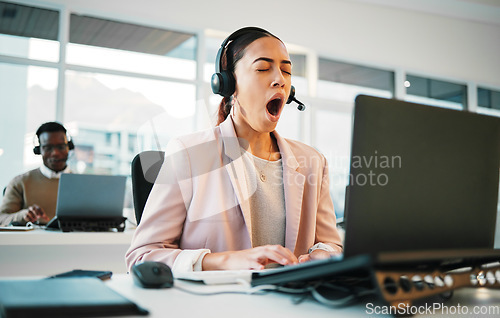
xmin=0 ymin=122 xmax=73 ymax=226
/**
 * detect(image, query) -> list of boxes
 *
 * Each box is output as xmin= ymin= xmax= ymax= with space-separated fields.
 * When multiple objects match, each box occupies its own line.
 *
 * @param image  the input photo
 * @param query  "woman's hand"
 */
xmin=202 ymin=245 xmax=298 ymax=270
xmin=297 ymin=249 xmax=336 ymax=263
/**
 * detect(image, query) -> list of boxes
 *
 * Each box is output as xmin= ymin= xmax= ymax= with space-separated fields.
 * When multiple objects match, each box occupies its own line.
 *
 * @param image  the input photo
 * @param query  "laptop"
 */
xmin=46 ymin=174 xmax=127 ymax=232
xmin=344 ymin=95 xmax=500 ymax=263
xmin=250 ymin=95 xmax=500 ymax=286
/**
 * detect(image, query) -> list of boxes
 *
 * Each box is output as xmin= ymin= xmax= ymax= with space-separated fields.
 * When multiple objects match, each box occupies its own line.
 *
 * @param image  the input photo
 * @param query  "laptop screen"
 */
xmin=55 ymin=174 xmax=127 ymax=218
xmin=344 ymin=95 xmax=500 ymax=259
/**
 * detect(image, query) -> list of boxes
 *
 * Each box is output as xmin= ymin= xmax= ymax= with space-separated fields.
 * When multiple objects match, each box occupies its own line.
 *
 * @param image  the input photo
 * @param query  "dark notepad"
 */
xmin=0 ymin=277 xmax=148 ymax=317
xmin=47 ymin=269 xmax=113 ymax=280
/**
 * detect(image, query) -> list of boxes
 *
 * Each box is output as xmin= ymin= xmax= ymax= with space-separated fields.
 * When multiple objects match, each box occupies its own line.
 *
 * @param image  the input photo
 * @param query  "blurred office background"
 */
xmin=0 ymin=0 xmax=499 ymax=220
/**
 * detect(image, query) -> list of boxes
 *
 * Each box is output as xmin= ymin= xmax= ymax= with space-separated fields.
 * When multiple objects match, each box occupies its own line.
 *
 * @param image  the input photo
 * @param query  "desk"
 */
xmin=0 ymin=229 xmax=134 ymax=277
xmin=101 ymin=274 xmax=500 ymax=318
xmin=0 ymin=273 xmax=498 ymax=317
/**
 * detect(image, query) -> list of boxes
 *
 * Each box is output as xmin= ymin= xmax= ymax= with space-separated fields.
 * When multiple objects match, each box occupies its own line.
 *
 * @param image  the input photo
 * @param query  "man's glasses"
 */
xmin=41 ymin=144 xmax=69 ymax=153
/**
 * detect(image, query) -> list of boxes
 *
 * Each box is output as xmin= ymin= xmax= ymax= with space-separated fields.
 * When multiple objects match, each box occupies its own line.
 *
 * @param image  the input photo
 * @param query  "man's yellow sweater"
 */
xmin=0 ymin=168 xmax=59 ymax=226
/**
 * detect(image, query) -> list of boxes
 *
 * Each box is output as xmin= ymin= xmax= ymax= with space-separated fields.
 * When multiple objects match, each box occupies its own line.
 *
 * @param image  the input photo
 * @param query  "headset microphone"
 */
xmin=296 ymin=100 xmax=306 ymax=111
xmin=286 ymin=86 xmax=306 ymax=111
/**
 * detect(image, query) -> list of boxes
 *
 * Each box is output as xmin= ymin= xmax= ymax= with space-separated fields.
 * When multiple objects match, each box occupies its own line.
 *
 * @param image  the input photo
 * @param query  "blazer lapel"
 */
xmin=219 ymin=116 xmax=254 ymax=245
xmin=274 ymin=131 xmax=305 ymax=251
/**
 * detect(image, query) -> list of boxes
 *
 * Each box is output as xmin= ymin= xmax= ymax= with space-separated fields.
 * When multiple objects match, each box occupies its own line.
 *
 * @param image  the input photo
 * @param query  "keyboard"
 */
xmin=174 ymin=255 xmax=372 ymax=286
xmin=174 ymin=270 xmax=255 ymax=285
xmin=251 ymin=254 xmax=372 ymax=286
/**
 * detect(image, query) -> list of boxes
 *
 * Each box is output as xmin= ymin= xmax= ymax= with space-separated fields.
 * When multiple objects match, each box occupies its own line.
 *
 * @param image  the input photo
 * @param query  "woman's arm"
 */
xmin=125 ymin=140 xmax=195 ymax=271
xmin=298 ymin=155 xmax=343 ymax=262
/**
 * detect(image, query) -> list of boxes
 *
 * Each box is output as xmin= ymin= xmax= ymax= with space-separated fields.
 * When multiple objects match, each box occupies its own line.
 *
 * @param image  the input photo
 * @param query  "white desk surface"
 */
xmin=0 ymin=228 xmax=133 ymax=245
xmin=1 ymin=270 xmax=500 ymax=317
xmin=2 ymin=228 xmax=500 ymax=317
xmin=0 ymin=228 xmax=134 ymax=277
xmin=101 ymin=274 xmax=500 ymax=318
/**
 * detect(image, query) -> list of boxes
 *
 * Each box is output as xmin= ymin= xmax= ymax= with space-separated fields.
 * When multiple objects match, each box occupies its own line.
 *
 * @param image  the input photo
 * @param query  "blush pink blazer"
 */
xmin=125 ymin=116 xmax=343 ymax=271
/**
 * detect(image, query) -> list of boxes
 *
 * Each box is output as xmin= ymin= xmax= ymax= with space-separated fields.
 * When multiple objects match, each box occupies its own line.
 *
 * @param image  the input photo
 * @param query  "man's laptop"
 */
xmin=46 ymin=174 xmax=127 ymax=232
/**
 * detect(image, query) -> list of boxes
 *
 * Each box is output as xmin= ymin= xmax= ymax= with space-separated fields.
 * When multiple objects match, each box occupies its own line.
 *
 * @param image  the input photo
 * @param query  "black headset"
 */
xmin=33 ymin=132 xmax=75 ymax=155
xmin=211 ymin=27 xmax=305 ymax=111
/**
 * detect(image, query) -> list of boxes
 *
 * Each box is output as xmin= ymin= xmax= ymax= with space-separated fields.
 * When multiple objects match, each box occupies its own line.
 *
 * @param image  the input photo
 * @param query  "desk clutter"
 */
xmin=0 ymin=277 xmax=148 ymax=317
xmin=131 ymin=253 xmax=500 ymax=311
xmin=1 ymin=258 xmax=500 ymax=317
xmin=249 ymin=253 xmax=500 ymax=308
xmin=375 ymin=262 xmax=500 ymax=308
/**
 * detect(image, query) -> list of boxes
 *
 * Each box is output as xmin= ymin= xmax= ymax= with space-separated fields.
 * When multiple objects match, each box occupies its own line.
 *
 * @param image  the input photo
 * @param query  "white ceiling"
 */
xmin=6 ymin=0 xmax=500 ymax=87
xmin=348 ymin=0 xmax=500 ymax=26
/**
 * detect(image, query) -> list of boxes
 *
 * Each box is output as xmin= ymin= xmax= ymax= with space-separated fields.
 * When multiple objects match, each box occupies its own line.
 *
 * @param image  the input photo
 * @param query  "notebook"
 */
xmin=46 ymin=174 xmax=127 ymax=231
xmin=251 ymin=95 xmax=500 ymax=286
xmin=0 ymin=277 xmax=148 ymax=317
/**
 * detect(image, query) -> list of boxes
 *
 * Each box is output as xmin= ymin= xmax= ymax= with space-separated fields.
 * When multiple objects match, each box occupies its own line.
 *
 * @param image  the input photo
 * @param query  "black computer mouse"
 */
xmin=131 ymin=261 xmax=174 ymax=289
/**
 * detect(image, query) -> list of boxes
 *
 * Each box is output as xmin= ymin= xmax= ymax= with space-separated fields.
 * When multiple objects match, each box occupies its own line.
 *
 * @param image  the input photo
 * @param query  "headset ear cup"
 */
xmin=212 ymin=71 xmax=235 ymax=97
xmin=68 ymin=140 xmax=75 ymax=150
xmin=211 ymin=73 xmax=223 ymax=95
xmin=33 ymin=146 xmax=40 ymax=155
xmin=220 ymin=71 xmax=235 ymax=97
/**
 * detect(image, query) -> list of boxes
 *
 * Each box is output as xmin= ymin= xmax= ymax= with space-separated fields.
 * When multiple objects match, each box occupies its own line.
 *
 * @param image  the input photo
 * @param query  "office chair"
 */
xmin=131 ymin=150 xmax=165 ymax=225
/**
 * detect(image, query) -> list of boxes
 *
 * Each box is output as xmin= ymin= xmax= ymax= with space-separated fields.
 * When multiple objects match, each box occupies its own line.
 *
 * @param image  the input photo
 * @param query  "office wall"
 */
xmin=30 ymin=0 xmax=500 ymax=88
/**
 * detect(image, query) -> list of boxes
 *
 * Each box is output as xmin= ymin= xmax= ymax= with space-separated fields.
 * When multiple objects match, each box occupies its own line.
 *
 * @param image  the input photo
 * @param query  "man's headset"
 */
xmin=211 ymin=27 xmax=305 ymax=111
xmin=33 ymin=132 xmax=75 ymax=155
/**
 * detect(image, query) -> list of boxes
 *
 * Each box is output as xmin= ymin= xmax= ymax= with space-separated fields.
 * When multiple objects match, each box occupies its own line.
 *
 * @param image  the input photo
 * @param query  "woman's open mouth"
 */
xmin=266 ymin=97 xmax=284 ymax=122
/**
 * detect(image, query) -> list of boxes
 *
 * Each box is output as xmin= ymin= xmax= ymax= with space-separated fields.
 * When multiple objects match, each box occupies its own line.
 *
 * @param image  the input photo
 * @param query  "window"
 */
xmin=405 ymin=74 xmax=466 ymax=110
xmin=314 ymin=59 xmax=394 ymax=220
xmin=317 ymin=58 xmax=394 ymax=101
xmin=64 ymin=15 xmax=199 ymax=176
xmin=0 ymin=1 xmax=63 ymax=188
xmin=0 ymin=2 xmax=202 ymax=191
xmin=289 ymin=53 xmax=307 ymax=99
xmin=478 ymin=87 xmax=500 ymax=111
xmin=0 ymin=2 xmax=58 ymax=40
xmin=0 ymin=1 xmax=59 ymax=61
xmin=0 ymin=34 xmax=59 ymax=62
xmin=203 ymin=36 xmax=221 ymax=83
xmin=64 ymin=70 xmax=196 ymax=175
xmin=67 ymin=14 xmax=197 ymax=80
xmin=274 ymin=53 xmax=307 ymax=141
xmin=0 ymin=63 xmax=58 ymax=186
xmin=202 ymin=35 xmax=223 ymax=126
xmin=313 ymin=108 xmax=352 ymax=220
